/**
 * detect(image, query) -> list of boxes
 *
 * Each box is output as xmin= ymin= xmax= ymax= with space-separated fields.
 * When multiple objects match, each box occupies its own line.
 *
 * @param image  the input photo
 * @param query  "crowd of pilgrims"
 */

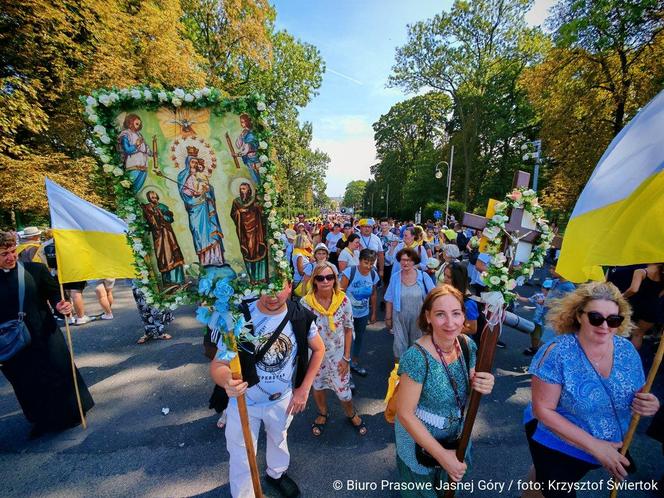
xmin=1 ymin=214 xmax=663 ymax=498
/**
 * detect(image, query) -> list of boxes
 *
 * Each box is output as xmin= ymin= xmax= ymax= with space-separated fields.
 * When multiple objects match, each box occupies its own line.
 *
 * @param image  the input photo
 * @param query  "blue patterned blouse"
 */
xmin=395 ymin=338 xmax=477 ymax=475
xmin=524 ymin=333 xmax=645 ymax=463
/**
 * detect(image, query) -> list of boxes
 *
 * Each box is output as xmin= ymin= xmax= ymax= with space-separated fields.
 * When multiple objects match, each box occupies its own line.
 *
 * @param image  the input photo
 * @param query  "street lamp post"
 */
xmin=521 ymin=139 xmax=542 ymax=192
xmin=434 ymin=145 xmax=454 ymax=225
xmin=386 ymin=184 xmax=390 ymax=218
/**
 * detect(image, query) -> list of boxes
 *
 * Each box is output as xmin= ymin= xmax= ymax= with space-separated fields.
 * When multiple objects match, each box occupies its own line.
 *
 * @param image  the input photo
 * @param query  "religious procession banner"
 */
xmin=82 ymin=88 xmax=288 ymax=309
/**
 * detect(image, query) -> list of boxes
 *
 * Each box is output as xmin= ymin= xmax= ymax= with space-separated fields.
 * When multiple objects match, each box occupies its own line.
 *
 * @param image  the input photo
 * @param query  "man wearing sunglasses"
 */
xmin=210 ymin=281 xmax=325 ymax=498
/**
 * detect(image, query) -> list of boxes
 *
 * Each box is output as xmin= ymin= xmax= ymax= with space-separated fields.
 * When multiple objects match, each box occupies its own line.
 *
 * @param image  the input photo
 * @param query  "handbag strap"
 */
xmin=254 ymin=307 xmax=292 ymax=363
xmin=413 ymin=343 xmax=429 ymax=386
xmin=17 ymin=262 xmax=25 ymax=320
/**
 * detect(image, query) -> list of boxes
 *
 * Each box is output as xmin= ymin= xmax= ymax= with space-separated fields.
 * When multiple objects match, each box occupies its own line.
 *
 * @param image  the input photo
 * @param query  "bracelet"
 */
xmin=342 ymin=356 xmax=351 ymax=363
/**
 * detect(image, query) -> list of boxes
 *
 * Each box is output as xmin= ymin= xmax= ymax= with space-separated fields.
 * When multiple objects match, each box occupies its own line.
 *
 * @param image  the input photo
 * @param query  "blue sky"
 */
xmin=272 ymin=0 xmax=556 ymax=197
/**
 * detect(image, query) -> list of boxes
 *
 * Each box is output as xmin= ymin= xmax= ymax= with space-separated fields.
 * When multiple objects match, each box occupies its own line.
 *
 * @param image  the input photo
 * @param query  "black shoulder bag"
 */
xmin=209 ymin=303 xmax=291 ymax=412
xmin=0 ymin=263 xmax=31 ymax=362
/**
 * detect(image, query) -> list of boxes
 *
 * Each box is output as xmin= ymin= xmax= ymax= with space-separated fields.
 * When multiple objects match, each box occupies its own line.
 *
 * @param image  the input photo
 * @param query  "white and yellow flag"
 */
xmin=46 ymin=178 xmax=137 ymax=283
xmin=557 ymin=89 xmax=664 ymax=282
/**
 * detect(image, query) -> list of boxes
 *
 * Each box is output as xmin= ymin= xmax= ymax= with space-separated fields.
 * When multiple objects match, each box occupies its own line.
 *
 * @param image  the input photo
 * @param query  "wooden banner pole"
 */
xmin=229 ymin=354 xmax=263 ymax=498
xmin=609 ymin=336 xmax=664 ymax=498
xmin=59 ymin=284 xmax=87 ymax=430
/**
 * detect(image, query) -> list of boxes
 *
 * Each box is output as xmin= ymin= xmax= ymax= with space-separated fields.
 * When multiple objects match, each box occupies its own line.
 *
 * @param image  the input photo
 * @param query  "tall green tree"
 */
xmin=520 ymin=0 xmax=664 ymax=215
xmin=369 ymin=92 xmax=453 ymax=219
xmin=0 ymin=0 xmax=206 ymax=223
xmin=389 ymin=0 xmax=544 ymax=209
xmin=343 ymin=180 xmax=367 ymax=210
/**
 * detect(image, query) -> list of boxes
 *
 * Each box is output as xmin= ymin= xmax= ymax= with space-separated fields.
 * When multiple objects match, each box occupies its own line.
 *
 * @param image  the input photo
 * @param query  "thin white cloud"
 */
xmin=312 ymin=135 xmax=377 ymax=197
xmin=317 ymin=114 xmax=374 ymax=138
xmin=327 ymin=68 xmax=364 ymax=85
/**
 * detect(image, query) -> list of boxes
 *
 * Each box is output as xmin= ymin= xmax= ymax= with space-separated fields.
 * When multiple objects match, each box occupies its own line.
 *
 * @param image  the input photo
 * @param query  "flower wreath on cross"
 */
xmin=481 ymin=187 xmax=555 ymax=304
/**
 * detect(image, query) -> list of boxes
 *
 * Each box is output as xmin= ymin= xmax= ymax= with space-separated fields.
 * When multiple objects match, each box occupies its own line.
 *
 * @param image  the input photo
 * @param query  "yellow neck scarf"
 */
xmin=304 ymin=290 xmax=346 ymax=331
xmin=293 ymin=247 xmax=312 ymax=259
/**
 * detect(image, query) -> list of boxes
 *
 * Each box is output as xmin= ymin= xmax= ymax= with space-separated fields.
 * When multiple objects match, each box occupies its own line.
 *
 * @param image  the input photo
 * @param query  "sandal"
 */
xmin=311 ymin=412 xmax=328 ymax=437
xmin=137 ymin=335 xmax=150 ymax=344
xmin=348 ymin=413 xmax=368 ymax=436
xmin=155 ymin=333 xmax=172 ymax=340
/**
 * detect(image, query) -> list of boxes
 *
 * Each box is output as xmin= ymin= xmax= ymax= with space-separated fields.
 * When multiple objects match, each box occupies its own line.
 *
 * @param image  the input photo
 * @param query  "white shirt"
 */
xmin=245 ymin=302 xmax=318 ymax=406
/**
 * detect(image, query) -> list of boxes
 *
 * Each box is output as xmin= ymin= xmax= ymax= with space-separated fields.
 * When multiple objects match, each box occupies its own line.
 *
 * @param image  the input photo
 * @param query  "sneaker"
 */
xmin=496 ymin=340 xmax=506 ymax=349
xmin=75 ymin=315 xmax=92 ymax=325
xmin=265 ymin=473 xmax=300 ymax=498
xmin=68 ymin=317 xmax=76 ymax=325
xmin=100 ymin=313 xmax=114 ymax=320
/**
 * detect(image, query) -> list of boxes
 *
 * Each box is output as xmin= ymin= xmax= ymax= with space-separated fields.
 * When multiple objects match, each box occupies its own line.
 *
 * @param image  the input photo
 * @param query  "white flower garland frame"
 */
xmin=481 ymin=187 xmax=555 ymax=303
xmin=82 ymin=87 xmax=289 ymax=311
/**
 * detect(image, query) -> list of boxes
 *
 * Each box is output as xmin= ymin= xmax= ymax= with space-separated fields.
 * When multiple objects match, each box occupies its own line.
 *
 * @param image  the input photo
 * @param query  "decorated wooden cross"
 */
xmin=462 ymin=171 xmax=563 ymax=263
xmin=444 ymin=170 xmax=555 ymax=498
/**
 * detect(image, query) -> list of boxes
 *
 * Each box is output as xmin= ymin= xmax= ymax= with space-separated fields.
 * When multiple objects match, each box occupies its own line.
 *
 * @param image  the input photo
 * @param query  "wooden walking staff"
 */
xmin=444 ymin=171 xmax=535 ymax=498
xmin=609 ymin=336 xmax=664 ymax=498
xmin=58 ymin=285 xmax=87 ymax=430
xmin=228 ymin=338 xmax=263 ymax=498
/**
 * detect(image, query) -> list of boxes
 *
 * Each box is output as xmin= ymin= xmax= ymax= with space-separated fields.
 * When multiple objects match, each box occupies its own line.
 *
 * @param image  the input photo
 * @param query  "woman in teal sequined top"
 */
xmin=395 ymin=285 xmax=495 ymax=495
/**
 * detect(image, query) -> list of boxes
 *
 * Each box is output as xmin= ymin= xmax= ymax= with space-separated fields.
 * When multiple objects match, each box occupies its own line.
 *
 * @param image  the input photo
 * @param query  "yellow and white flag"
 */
xmin=46 ymin=178 xmax=137 ymax=283
xmin=557 ymin=89 xmax=664 ymax=282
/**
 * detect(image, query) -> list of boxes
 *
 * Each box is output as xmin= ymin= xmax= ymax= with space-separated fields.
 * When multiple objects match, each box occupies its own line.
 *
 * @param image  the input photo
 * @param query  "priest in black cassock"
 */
xmin=0 ymin=231 xmax=94 ymax=438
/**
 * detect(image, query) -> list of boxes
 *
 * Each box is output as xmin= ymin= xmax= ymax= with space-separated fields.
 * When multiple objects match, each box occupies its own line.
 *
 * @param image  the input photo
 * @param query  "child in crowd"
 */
xmin=516 ymin=278 xmax=553 ymax=356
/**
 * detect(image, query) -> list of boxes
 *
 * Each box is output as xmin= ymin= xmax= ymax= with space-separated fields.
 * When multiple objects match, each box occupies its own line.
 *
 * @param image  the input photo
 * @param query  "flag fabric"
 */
xmin=557 ymin=89 xmax=664 ymax=282
xmin=46 ymin=178 xmax=137 ymax=283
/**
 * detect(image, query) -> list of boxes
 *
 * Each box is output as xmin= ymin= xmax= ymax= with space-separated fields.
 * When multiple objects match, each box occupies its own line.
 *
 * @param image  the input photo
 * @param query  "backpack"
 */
xmin=384 ymin=336 xmax=471 ymax=424
xmin=347 ymin=265 xmax=379 ymax=289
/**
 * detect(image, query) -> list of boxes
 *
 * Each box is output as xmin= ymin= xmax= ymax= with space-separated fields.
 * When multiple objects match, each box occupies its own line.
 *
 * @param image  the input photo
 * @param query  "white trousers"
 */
xmin=225 ymin=393 xmax=293 ymax=498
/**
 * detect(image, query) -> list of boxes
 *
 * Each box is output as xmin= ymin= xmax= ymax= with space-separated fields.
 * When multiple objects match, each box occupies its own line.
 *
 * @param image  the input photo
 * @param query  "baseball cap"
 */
xmin=358 ymin=218 xmax=376 ymax=227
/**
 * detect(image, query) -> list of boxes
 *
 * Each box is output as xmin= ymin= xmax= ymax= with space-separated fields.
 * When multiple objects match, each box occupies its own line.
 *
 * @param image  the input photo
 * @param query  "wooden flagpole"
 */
xmin=229 ymin=352 xmax=263 ymax=498
xmin=609 ymin=336 xmax=664 ymax=498
xmin=59 ymin=284 xmax=87 ymax=430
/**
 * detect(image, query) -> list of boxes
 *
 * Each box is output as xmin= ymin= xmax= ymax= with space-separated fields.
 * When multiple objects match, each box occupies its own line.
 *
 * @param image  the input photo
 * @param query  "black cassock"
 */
xmin=0 ymin=262 xmax=93 ymax=432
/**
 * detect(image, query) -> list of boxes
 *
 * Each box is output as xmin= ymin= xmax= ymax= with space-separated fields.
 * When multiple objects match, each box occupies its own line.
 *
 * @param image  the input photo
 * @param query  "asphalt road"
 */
xmin=1 ymin=278 xmax=662 ymax=498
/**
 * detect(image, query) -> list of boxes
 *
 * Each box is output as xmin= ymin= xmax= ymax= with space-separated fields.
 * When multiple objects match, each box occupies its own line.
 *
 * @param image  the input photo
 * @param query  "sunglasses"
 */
xmin=314 ymin=274 xmax=336 ymax=282
xmin=581 ymin=310 xmax=624 ymax=328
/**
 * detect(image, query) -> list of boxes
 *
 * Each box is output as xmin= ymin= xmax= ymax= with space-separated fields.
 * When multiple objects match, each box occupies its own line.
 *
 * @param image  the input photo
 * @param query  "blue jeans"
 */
xmin=352 ymin=315 xmax=369 ymax=359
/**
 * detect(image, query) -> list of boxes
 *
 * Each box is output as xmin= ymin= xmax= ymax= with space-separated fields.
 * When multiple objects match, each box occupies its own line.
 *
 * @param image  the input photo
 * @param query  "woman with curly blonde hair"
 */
xmin=524 ymin=281 xmax=660 ymax=497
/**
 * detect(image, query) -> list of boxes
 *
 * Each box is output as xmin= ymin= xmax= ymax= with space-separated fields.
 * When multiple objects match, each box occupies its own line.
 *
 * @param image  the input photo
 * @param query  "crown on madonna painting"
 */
xmin=186 ymin=146 xmax=199 ymax=156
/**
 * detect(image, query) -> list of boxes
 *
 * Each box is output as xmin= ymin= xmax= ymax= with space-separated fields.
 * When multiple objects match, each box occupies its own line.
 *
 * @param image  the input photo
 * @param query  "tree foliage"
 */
xmin=389 ymin=0 xmax=545 ymax=210
xmin=0 ymin=0 xmax=205 ymax=222
xmin=520 ymin=0 xmax=664 ymax=215
xmin=0 ymin=0 xmax=328 ymax=225
xmin=343 ymin=180 xmax=367 ymax=210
